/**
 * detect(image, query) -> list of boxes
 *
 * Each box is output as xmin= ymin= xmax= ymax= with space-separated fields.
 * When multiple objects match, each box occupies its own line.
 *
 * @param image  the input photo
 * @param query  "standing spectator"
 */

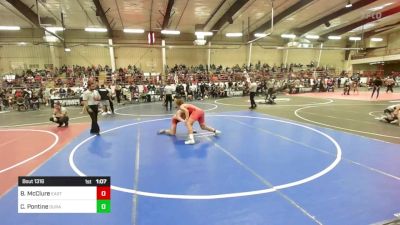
xmin=385 ymin=76 xmax=395 ymax=93
xmin=115 ymin=84 xmax=122 ymax=104
xmin=371 ymin=76 xmax=383 ymax=99
xmin=98 ymin=84 xmax=111 ymax=115
xmin=343 ymin=78 xmax=350 ymax=95
xmin=337 ymin=77 xmax=342 ymax=88
xmin=108 ymin=85 xmax=115 ymax=114
xmin=79 ymin=88 xmax=87 ymax=114
xmin=0 ymin=91 xmax=4 ymax=112
xmin=175 ymin=83 xmax=184 ymax=98
xmin=200 ymin=82 xmax=206 ymax=100
xmin=83 ymin=82 xmax=101 ymax=135
xmin=185 ymin=82 xmax=190 ymax=99
xmin=351 ymin=75 xmax=359 ymax=94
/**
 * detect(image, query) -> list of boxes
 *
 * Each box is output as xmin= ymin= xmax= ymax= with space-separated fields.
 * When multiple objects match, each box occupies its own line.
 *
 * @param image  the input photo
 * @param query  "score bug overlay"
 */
xmin=18 ymin=176 xmax=111 ymax=213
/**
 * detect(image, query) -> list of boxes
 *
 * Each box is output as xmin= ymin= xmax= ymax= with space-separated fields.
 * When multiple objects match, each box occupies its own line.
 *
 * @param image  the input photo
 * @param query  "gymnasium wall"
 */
xmin=352 ymin=64 xmax=378 ymax=72
xmin=251 ymin=46 xmax=283 ymax=66
xmin=352 ymin=63 xmax=400 ymax=75
xmin=387 ymin=30 xmax=400 ymax=55
xmin=0 ymin=43 xmax=348 ymax=73
xmin=319 ymin=50 xmax=346 ymax=70
xmin=365 ymin=30 xmax=400 ymax=57
xmin=115 ymin=47 xmax=162 ymax=72
xmin=61 ymin=45 xmax=110 ymax=67
xmin=0 ymin=45 xmax=52 ymax=73
xmin=210 ymin=45 xmax=247 ymax=66
xmin=167 ymin=47 xmax=207 ymax=68
xmin=284 ymin=49 xmax=318 ymax=65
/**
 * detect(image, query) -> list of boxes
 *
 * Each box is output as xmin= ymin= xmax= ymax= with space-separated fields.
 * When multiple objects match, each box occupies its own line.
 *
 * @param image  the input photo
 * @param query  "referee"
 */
xmin=249 ymin=79 xmax=257 ymax=109
xmin=83 ymin=82 xmax=101 ymax=135
xmin=164 ymin=82 xmax=174 ymax=111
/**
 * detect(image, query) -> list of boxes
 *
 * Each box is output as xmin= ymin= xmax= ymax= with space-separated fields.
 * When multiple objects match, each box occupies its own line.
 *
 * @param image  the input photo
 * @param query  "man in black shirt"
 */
xmin=98 ymin=84 xmax=111 ymax=115
xmin=371 ymin=76 xmax=383 ymax=99
xmin=200 ymin=83 xmax=205 ymax=100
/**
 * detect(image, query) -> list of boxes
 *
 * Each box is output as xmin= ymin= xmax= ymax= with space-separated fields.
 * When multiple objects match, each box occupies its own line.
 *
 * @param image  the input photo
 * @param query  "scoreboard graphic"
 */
xmin=18 ymin=177 xmax=111 ymax=213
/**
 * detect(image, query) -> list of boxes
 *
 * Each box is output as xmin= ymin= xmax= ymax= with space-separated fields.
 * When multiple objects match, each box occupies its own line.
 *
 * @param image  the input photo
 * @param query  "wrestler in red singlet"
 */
xmin=175 ymin=98 xmax=221 ymax=145
xmin=158 ymin=110 xmax=198 ymax=135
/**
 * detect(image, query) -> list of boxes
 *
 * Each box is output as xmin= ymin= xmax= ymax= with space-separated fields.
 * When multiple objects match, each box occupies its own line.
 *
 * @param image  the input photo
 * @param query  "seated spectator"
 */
xmin=59 ymin=87 xmax=66 ymax=98
xmin=16 ymin=97 xmax=27 ymax=111
xmin=66 ymin=87 xmax=75 ymax=97
xmin=30 ymin=94 xmax=40 ymax=110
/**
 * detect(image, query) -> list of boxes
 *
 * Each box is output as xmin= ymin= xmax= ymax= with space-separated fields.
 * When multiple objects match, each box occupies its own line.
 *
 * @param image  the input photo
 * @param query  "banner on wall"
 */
xmin=3 ymin=74 xmax=16 ymax=81
xmin=44 ymin=64 xmax=54 ymax=70
xmin=10 ymin=62 xmax=26 ymax=70
xmin=29 ymin=64 xmax=39 ymax=69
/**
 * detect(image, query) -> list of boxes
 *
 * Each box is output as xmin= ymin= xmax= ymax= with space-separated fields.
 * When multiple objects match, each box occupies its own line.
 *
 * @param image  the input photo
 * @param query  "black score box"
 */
xmin=18 ymin=176 xmax=111 ymax=213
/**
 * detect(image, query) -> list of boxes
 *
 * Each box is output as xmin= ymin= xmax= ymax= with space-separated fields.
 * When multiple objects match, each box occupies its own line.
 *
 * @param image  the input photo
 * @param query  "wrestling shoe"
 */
xmin=185 ymin=139 xmax=195 ymax=145
xmin=378 ymin=117 xmax=388 ymax=122
xmin=158 ymin=129 xmax=166 ymax=134
xmin=214 ymin=130 xmax=221 ymax=136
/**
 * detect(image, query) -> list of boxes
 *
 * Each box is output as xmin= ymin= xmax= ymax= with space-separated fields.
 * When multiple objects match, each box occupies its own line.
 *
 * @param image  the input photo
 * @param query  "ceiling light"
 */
xmin=254 ymin=33 xmax=268 ymax=38
xmin=64 ymin=48 xmax=71 ymax=52
xmin=123 ymin=28 xmax=145 ymax=33
xmin=226 ymin=32 xmax=242 ymax=37
xmin=305 ymin=34 xmax=319 ymax=39
xmin=195 ymin=31 xmax=213 ymax=36
xmin=0 ymin=26 xmax=20 ymax=30
xmin=43 ymin=35 xmax=58 ymax=42
xmin=85 ymin=27 xmax=107 ymax=32
xmin=281 ymin=34 xmax=296 ymax=39
xmin=45 ymin=27 xmax=64 ymax=32
xmin=368 ymin=3 xmax=393 ymax=11
xmin=194 ymin=40 xmax=206 ymax=45
xmin=371 ymin=37 xmax=383 ymax=42
xmin=345 ymin=0 xmax=352 ymax=8
xmin=350 ymin=23 xmax=376 ymax=32
xmin=328 ymin=35 xmax=341 ymax=40
xmin=161 ymin=30 xmax=180 ymax=35
xmin=349 ymin=37 xmax=361 ymax=41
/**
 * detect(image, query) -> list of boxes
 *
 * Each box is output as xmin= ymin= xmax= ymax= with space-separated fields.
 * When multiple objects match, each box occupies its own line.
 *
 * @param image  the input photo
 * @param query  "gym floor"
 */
xmin=0 ymin=91 xmax=399 ymax=225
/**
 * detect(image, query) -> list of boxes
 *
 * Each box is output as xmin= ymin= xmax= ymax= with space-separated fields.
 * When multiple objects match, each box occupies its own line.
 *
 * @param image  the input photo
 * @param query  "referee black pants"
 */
xmin=386 ymin=85 xmax=393 ymax=93
xmin=88 ymin=105 xmax=100 ymax=134
xmin=250 ymin=92 xmax=257 ymax=108
xmin=371 ymin=86 xmax=380 ymax=98
xmin=115 ymin=90 xmax=121 ymax=103
xmin=165 ymin=94 xmax=172 ymax=111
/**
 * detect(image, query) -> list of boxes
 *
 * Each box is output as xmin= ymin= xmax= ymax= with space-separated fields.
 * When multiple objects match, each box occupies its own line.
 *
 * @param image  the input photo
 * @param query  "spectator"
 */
xmin=371 ymin=76 xmax=383 ymax=99
xmin=98 ymin=84 xmax=111 ymax=115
